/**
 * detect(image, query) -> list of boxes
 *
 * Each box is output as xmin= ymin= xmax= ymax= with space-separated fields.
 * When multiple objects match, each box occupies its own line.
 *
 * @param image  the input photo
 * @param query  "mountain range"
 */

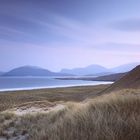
xmin=60 ymin=62 xmax=140 ymax=75
xmin=2 ymin=66 xmax=72 ymax=77
xmin=0 ymin=62 xmax=139 ymax=77
xmin=110 ymin=62 xmax=140 ymax=73
xmin=60 ymin=64 xmax=108 ymax=75
xmin=0 ymin=71 xmax=4 ymax=76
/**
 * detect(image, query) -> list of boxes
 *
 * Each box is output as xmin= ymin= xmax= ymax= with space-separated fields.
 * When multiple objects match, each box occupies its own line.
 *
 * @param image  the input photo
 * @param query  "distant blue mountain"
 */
xmin=0 ymin=71 xmax=4 ymax=76
xmin=60 ymin=63 xmax=140 ymax=76
xmin=60 ymin=64 xmax=109 ymax=75
xmin=110 ymin=62 xmax=140 ymax=73
xmin=2 ymin=63 xmax=139 ymax=77
xmin=3 ymin=66 xmax=72 ymax=76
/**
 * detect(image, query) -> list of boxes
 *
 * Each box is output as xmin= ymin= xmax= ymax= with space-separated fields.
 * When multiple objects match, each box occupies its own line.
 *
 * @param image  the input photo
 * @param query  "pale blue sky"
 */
xmin=0 ymin=0 xmax=140 ymax=71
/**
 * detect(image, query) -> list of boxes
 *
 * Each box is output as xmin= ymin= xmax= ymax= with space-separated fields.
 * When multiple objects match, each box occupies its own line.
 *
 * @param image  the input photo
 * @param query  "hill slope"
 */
xmin=93 ymin=72 xmax=126 ymax=81
xmin=103 ymin=65 xmax=140 ymax=93
xmin=3 ymin=66 xmax=71 ymax=76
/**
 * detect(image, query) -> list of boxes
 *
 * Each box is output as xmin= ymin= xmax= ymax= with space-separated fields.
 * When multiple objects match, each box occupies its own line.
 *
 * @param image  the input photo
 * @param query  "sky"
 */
xmin=0 ymin=0 xmax=140 ymax=72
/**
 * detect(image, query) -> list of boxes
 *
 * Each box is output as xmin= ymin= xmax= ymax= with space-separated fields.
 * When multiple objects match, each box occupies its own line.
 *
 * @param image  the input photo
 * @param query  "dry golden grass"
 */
xmin=1 ymin=89 xmax=140 ymax=140
xmin=29 ymin=90 xmax=140 ymax=140
xmin=0 ymin=84 xmax=140 ymax=140
xmin=0 ymin=84 xmax=109 ymax=111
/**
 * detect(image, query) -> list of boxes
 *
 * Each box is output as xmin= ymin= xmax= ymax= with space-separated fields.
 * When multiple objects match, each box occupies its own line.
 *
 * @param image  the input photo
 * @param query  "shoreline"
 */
xmin=56 ymin=77 xmax=115 ymax=81
xmin=0 ymin=81 xmax=113 ymax=92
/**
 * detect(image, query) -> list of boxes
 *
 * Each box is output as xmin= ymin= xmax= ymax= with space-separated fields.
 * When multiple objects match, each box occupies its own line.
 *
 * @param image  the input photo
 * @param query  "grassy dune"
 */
xmin=0 ymin=88 xmax=140 ymax=140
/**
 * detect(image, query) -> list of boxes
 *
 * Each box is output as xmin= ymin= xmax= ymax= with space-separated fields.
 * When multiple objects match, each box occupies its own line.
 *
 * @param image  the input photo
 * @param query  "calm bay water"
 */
xmin=0 ymin=77 xmax=113 ymax=92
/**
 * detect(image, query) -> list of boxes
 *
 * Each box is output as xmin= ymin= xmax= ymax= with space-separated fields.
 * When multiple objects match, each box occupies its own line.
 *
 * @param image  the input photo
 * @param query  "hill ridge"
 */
xmin=102 ymin=65 xmax=140 ymax=93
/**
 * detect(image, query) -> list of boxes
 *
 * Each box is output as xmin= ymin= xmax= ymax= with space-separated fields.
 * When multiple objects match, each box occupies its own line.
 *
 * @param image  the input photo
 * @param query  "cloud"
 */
xmin=111 ymin=18 xmax=140 ymax=32
xmin=34 ymin=15 xmax=107 ymax=45
xmin=0 ymin=26 xmax=28 ymax=36
xmin=97 ymin=42 xmax=140 ymax=53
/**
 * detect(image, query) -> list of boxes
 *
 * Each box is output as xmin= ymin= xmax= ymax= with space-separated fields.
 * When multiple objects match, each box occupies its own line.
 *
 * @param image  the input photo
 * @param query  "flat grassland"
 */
xmin=0 ymin=84 xmax=109 ymax=111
